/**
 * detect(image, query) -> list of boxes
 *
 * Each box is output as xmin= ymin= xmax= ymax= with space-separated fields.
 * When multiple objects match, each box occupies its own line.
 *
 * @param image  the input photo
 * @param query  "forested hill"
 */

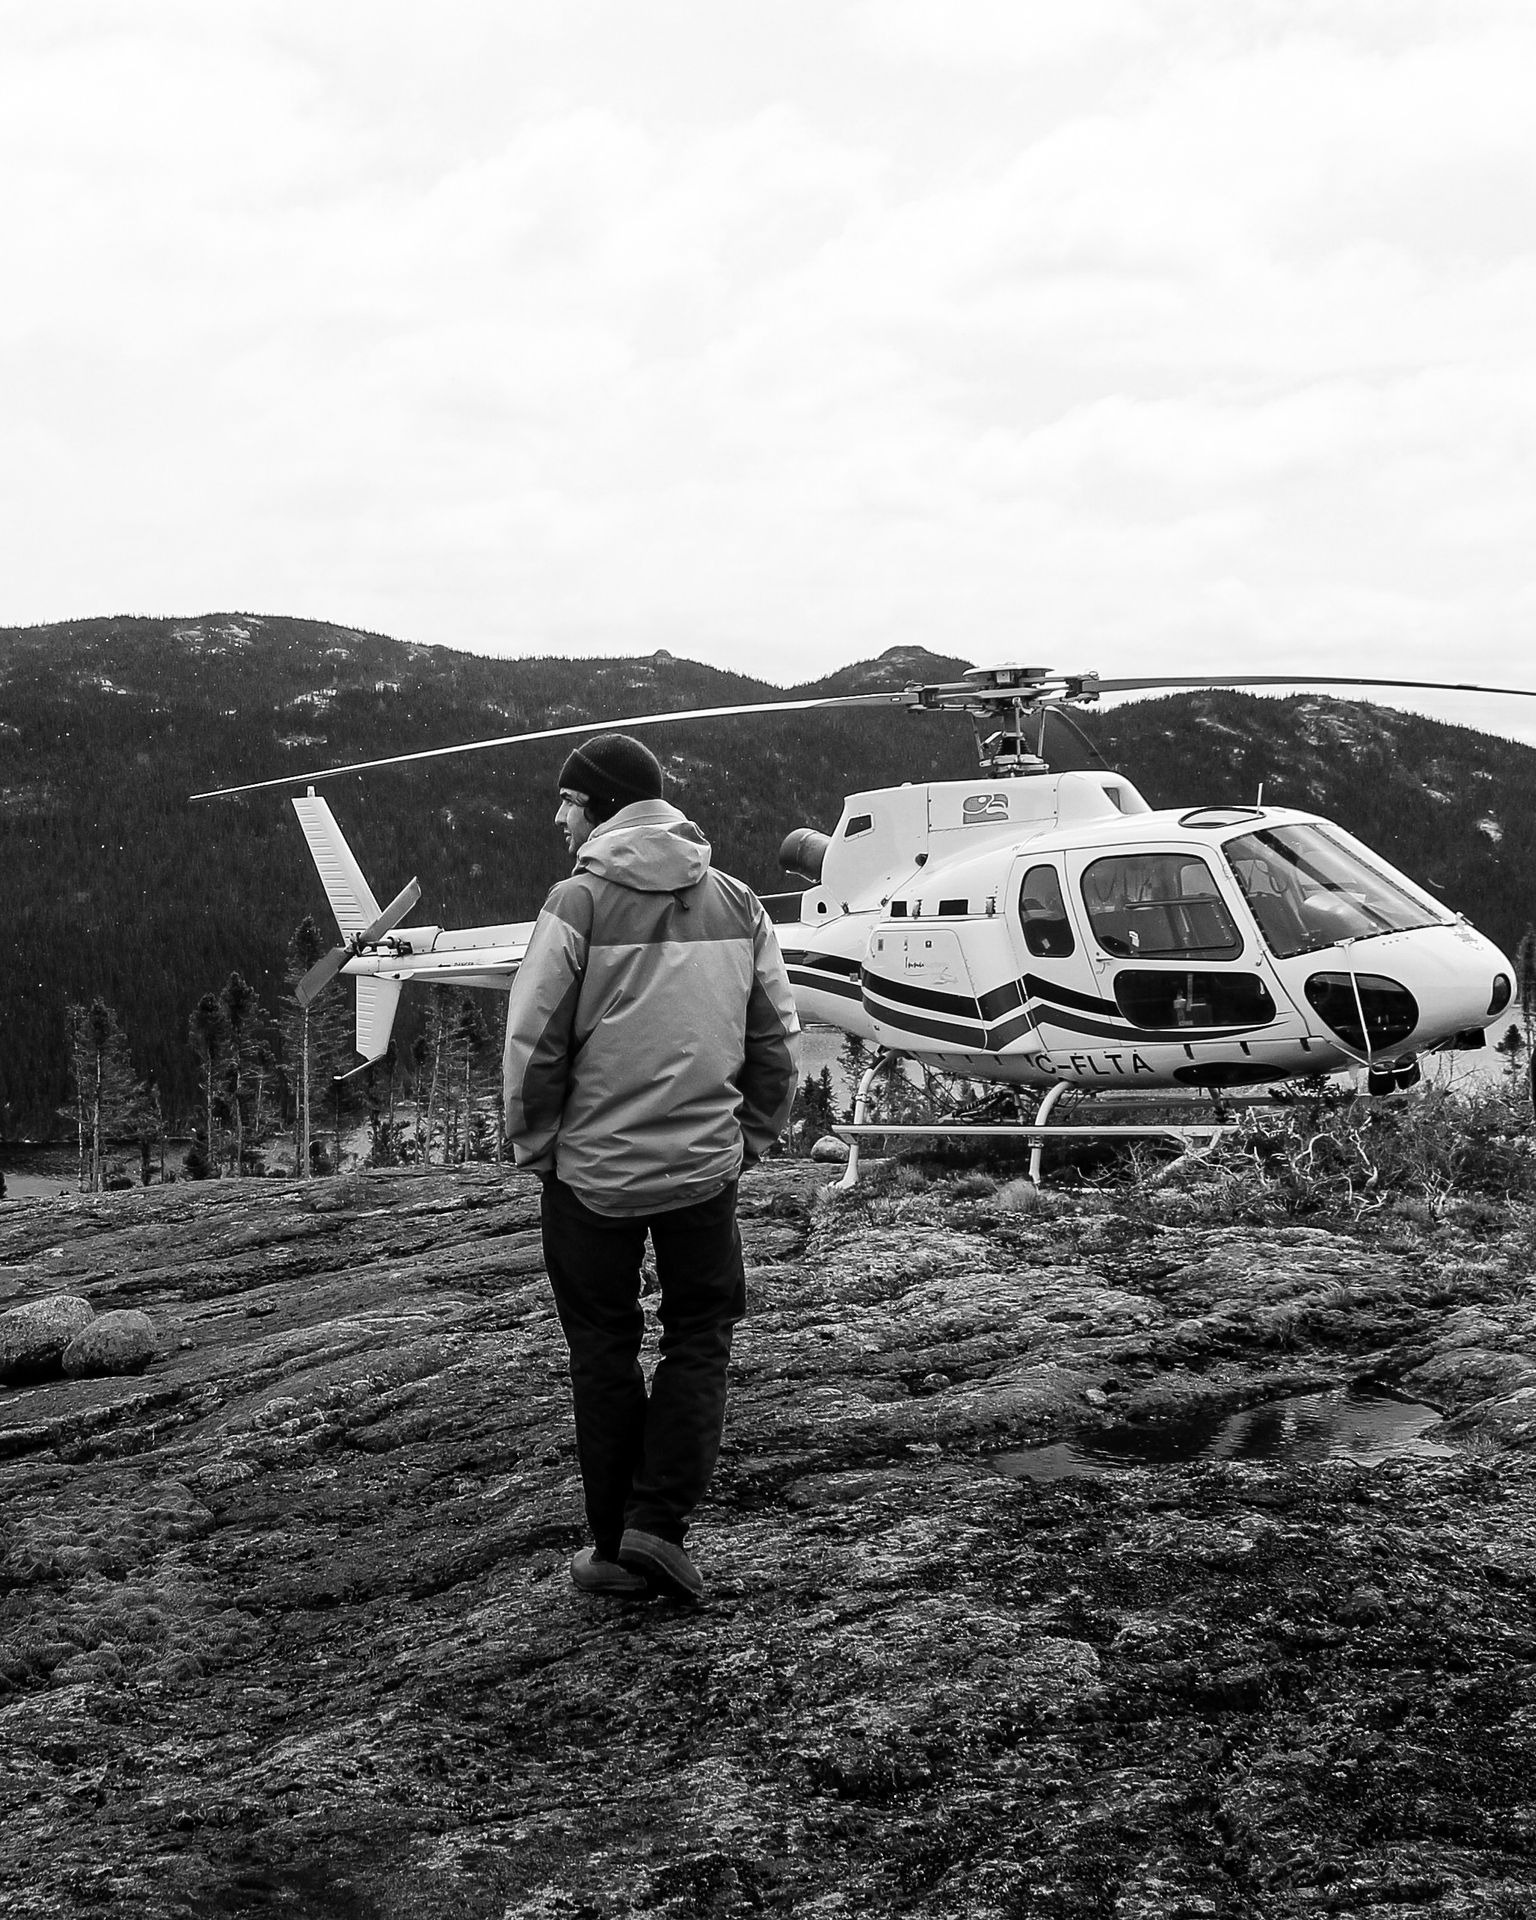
xmin=2 ymin=612 xmax=1534 ymax=1139
xmin=0 ymin=615 xmax=973 ymax=1138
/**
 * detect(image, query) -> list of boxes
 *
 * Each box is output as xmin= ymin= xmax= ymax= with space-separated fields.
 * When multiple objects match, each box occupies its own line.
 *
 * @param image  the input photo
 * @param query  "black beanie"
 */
xmin=559 ymin=732 xmax=664 ymax=811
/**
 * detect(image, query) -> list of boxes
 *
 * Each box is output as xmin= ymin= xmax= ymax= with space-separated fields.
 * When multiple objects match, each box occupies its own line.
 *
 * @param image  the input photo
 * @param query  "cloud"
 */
xmin=0 ymin=2 xmax=1533 ymax=752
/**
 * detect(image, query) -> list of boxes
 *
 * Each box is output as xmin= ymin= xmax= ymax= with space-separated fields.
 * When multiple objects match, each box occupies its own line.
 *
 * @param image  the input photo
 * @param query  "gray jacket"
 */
xmin=503 ymin=800 xmax=800 ymax=1215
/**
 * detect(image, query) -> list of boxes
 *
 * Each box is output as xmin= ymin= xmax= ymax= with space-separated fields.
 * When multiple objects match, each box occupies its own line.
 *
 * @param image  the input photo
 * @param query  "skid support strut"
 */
xmin=829 ymin=1074 xmax=1237 ymax=1190
xmin=1027 ymin=1081 xmax=1069 ymax=1186
xmin=835 ymin=1050 xmax=897 ymax=1193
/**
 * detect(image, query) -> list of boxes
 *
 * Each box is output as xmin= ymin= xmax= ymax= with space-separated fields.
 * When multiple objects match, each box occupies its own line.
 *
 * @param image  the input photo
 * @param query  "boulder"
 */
xmin=810 ymin=1134 xmax=851 ymax=1163
xmin=1402 ymin=1345 xmax=1536 ymax=1413
xmin=62 ymin=1309 xmax=157 ymax=1379
xmin=0 ymin=1293 xmax=95 ymax=1384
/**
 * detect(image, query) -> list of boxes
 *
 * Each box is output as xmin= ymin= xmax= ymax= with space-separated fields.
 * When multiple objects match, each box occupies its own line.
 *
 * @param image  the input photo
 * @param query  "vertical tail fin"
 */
xmin=292 ymin=792 xmax=383 ymax=938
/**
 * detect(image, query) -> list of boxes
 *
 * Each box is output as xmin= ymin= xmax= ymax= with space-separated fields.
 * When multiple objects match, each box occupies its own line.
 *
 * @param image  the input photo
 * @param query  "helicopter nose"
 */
xmin=1296 ymin=928 xmax=1515 ymax=1056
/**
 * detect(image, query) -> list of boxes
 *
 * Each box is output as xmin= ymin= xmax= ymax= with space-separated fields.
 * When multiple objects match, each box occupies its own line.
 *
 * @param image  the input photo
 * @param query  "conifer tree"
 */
xmin=62 ymin=999 xmax=157 ymax=1192
xmin=490 ymin=993 xmax=508 ymax=1163
xmin=282 ymin=918 xmax=325 ymax=1177
xmin=409 ymin=1031 xmax=430 ymax=1162
xmin=1516 ymin=925 xmax=1536 ymax=1116
xmin=449 ymin=994 xmax=491 ymax=1162
xmin=132 ymin=1081 xmax=165 ymax=1187
xmin=186 ymin=993 xmax=226 ymax=1178
xmin=364 ymin=1041 xmax=405 ymax=1166
xmin=790 ymin=1064 xmax=836 ymax=1150
xmin=249 ymin=1039 xmax=277 ymax=1162
xmin=279 ymin=917 xmax=351 ymax=1176
xmin=63 ymin=1003 xmax=90 ymax=1191
xmin=1496 ymin=1025 xmax=1526 ymax=1099
xmin=218 ymin=972 xmax=263 ymax=1176
xmin=420 ymin=986 xmax=454 ymax=1164
xmin=838 ymin=1034 xmax=870 ymax=1122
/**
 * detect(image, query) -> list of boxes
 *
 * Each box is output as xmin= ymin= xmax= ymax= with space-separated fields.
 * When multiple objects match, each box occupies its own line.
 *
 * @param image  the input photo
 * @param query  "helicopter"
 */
xmin=195 ymin=663 xmax=1532 ymax=1152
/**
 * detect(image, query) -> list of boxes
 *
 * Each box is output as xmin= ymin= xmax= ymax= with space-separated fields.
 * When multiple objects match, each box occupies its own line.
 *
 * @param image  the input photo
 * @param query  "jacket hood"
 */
xmin=575 ymin=798 xmax=712 ymax=893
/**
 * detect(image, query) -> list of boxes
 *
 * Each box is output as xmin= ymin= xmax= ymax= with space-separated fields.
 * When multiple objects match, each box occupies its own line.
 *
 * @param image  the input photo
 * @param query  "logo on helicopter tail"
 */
xmin=962 ymin=792 xmax=1009 ymax=824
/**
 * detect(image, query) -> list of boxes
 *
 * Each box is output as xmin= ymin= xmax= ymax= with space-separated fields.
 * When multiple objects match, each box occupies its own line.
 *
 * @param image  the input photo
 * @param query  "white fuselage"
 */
xmin=303 ymin=775 xmax=1513 ymax=1091
xmin=777 ymin=775 xmax=1513 ymax=1091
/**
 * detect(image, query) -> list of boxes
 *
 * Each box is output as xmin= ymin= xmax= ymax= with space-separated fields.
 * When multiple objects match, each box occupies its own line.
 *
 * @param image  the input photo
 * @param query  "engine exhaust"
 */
xmin=779 ymin=828 xmax=830 ymax=884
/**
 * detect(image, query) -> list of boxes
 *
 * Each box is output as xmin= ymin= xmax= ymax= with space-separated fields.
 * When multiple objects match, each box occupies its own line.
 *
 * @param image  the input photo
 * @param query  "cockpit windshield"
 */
xmin=1222 ymin=824 xmax=1446 ymax=959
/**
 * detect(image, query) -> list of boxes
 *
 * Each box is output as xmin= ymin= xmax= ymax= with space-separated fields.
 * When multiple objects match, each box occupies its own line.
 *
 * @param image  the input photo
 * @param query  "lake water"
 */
xmin=0 ymin=1143 xmax=184 ymax=1202
xmin=0 ymin=1145 xmax=83 ymax=1202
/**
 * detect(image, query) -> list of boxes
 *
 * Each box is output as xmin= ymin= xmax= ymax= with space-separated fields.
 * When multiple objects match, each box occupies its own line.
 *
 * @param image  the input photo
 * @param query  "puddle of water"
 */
xmin=993 ymin=1386 xmax=1453 ymax=1482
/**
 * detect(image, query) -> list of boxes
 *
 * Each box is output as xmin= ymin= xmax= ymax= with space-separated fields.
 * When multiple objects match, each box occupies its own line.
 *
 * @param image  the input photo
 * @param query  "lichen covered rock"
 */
xmin=0 ymin=1292 xmax=94 ymax=1383
xmin=2 ymin=1164 xmax=1536 ymax=1917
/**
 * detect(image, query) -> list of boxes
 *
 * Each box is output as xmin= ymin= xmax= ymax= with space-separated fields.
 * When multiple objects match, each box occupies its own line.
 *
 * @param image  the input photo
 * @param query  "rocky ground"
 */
xmin=2 ymin=1155 xmax=1535 ymax=1919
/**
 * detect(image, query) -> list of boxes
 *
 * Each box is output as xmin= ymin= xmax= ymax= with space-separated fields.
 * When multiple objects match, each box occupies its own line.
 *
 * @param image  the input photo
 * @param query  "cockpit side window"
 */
xmin=1018 ymin=863 xmax=1075 ymax=957
xmin=1080 ymin=853 xmax=1242 ymax=959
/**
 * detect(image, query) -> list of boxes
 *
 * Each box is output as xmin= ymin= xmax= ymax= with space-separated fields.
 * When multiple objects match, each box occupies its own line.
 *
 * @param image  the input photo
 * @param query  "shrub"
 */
xmin=1212 ymin=1084 xmax=1535 ymax=1224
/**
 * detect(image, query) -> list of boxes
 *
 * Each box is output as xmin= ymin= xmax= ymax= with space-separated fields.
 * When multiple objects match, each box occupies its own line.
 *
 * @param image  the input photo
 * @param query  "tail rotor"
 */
xmin=296 ymin=877 xmax=422 ymax=1007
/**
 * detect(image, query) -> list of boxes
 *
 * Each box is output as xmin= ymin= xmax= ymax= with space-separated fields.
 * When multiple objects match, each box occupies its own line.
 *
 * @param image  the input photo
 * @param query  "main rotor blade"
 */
xmin=189 ymin=692 xmax=915 ymax=800
xmin=1089 ymin=672 xmax=1536 ymax=700
xmin=191 ymin=667 xmax=1536 ymax=801
xmin=295 ymin=877 xmax=422 ymax=1007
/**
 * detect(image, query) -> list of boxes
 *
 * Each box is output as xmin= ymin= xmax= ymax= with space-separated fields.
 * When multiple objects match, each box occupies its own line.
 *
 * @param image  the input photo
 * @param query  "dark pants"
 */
xmin=539 ymin=1174 xmax=746 ymax=1559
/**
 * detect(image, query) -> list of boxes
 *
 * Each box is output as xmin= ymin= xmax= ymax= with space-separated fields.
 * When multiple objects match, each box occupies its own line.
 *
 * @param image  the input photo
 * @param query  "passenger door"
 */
xmin=1002 ymin=855 xmax=1115 ymax=1052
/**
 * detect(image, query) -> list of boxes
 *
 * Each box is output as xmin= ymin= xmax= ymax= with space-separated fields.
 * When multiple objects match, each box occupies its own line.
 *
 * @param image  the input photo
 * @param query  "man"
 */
xmin=504 ymin=732 xmax=800 ymax=1601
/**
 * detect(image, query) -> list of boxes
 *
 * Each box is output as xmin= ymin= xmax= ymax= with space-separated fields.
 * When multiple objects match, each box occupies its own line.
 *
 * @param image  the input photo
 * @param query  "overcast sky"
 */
xmin=5 ymin=1 xmax=1535 ymax=743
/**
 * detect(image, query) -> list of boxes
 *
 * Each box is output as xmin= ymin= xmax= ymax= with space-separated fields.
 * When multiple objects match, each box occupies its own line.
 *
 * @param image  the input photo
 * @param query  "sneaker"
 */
xmin=618 ymin=1529 xmax=704 ymax=1602
xmin=570 ymin=1547 xmax=648 ymax=1597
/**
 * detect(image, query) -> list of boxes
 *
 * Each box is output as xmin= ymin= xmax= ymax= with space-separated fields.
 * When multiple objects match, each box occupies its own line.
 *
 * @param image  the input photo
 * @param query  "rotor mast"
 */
xmin=912 ymin=665 xmax=1104 ymax=777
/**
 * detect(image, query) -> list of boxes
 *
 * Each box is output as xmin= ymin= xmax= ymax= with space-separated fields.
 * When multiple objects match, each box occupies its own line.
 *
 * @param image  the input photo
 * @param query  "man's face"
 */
xmin=556 ymin=788 xmax=594 ymax=855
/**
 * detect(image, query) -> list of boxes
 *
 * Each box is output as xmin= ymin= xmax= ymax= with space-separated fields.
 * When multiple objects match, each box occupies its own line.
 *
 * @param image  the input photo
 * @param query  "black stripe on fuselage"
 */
xmin=977 ymin=978 xmax=1025 ymax=1021
xmin=870 ymin=994 xmax=1261 ymax=1055
xmin=866 ymin=964 xmax=1123 ymax=1024
xmin=861 ymin=968 xmax=982 ymax=1018
xmin=860 ymin=1001 xmax=989 ymax=1050
xmin=987 ymin=1007 xmax=1042 ymax=1050
xmin=787 ymin=963 xmax=862 ymax=1002
xmin=1022 ymin=972 xmax=1118 ymax=1016
xmin=781 ymin=948 xmax=862 ymax=980
xmin=830 ymin=954 xmax=1268 ymax=1051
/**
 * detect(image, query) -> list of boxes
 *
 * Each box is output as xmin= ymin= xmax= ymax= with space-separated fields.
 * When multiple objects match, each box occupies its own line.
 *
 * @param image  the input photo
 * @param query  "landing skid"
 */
xmin=831 ymin=1052 xmax=1239 ymax=1190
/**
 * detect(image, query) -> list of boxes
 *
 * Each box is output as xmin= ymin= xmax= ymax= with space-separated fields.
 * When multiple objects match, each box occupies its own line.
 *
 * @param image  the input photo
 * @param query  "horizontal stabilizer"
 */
xmin=356 ymin=976 xmax=403 ymax=1065
xmin=293 ymin=793 xmax=383 ymax=937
